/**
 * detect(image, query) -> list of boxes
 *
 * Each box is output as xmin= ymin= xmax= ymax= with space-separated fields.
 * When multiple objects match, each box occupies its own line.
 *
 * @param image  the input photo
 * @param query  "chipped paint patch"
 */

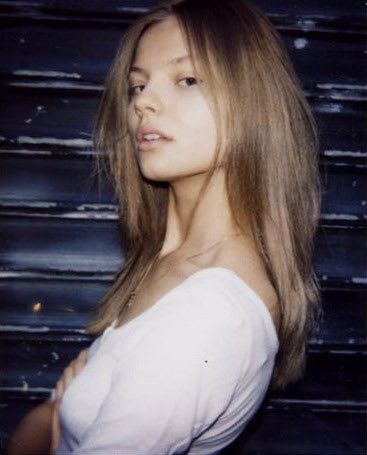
xmin=51 ymin=352 xmax=60 ymax=361
xmin=294 ymin=38 xmax=308 ymax=49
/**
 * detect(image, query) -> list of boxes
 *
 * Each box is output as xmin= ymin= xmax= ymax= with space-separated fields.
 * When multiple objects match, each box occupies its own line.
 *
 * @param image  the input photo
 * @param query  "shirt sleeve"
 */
xmin=70 ymin=284 xmax=253 ymax=455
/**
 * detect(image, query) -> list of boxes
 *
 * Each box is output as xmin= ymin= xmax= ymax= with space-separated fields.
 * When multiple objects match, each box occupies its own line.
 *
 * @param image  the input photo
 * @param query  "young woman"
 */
xmin=8 ymin=0 xmax=322 ymax=454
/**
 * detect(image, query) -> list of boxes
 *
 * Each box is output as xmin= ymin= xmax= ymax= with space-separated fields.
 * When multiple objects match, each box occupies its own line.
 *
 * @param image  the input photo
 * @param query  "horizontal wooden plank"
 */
xmin=0 ymin=154 xmax=114 ymax=207
xmin=1 ymin=0 xmax=364 ymax=19
xmin=0 ymin=279 xmax=365 ymax=346
xmin=1 ymin=391 xmax=365 ymax=455
xmin=1 ymin=334 xmax=365 ymax=403
xmin=222 ymin=404 xmax=366 ymax=455
xmin=313 ymin=287 xmax=367 ymax=345
xmin=0 ymin=10 xmax=364 ymax=94
xmin=0 ymin=274 xmax=109 ymax=328
xmin=313 ymin=225 xmax=366 ymax=282
xmin=0 ymin=216 xmax=124 ymax=272
xmin=0 ymin=87 xmax=364 ymax=172
xmin=0 ymin=0 xmax=364 ymax=34
xmin=0 ymin=86 xmax=99 ymax=145
xmin=0 ymin=156 xmax=365 ymax=221
xmin=0 ymin=216 xmax=365 ymax=280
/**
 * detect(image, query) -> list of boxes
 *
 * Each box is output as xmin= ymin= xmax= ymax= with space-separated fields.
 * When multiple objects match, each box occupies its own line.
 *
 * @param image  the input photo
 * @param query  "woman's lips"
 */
xmin=138 ymin=137 xmax=172 ymax=151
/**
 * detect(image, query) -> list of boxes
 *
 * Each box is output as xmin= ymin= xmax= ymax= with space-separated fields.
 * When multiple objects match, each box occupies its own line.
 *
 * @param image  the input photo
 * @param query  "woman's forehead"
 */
xmin=132 ymin=17 xmax=191 ymax=66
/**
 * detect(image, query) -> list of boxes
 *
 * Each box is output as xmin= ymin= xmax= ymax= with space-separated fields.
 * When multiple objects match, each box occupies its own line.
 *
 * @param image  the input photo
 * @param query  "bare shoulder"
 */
xmin=190 ymin=236 xmax=281 ymax=333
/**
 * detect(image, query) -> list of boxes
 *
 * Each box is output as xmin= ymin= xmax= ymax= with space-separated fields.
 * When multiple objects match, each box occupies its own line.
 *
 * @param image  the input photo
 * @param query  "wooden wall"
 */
xmin=0 ymin=1 xmax=366 ymax=453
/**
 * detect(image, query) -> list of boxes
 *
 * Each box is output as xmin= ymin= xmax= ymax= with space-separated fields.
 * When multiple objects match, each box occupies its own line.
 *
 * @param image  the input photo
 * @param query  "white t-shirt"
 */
xmin=53 ymin=267 xmax=279 ymax=455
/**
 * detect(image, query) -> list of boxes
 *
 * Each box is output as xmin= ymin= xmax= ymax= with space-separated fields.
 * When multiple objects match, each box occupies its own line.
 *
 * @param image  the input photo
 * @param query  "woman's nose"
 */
xmin=133 ymin=85 xmax=162 ymax=117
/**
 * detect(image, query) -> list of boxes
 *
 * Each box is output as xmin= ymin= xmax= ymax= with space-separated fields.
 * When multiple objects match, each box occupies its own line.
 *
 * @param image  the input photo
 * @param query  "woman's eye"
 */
xmin=128 ymin=77 xmax=198 ymax=99
xmin=179 ymin=77 xmax=197 ymax=87
xmin=128 ymin=85 xmax=144 ymax=97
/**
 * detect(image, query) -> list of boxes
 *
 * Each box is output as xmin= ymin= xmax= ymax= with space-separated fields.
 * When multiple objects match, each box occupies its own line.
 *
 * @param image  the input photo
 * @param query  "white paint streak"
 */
xmin=317 ymin=83 xmax=367 ymax=91
xmin=13 ymin=69 xmax=82 ymax=79
xmin=9 ymin=81 xmax=103 ymax=91
xmin=0 ymin=148 xmax=52 ymax=156
xmin=116 ymin=6 xmax=147 ymax=13
xmin=17 ymin=136 xmax=93 ymax=148
xmin=324 ymin=150 xmax=366 ymax=158
xmin=351 ymin=277 xmax=367 ymax=284
xmin=297 ymin=19 xmax=316 ymax=30
xmin=322 ymin=214 xmax=358 ymax=221
xmin=77 ymin=203 xmax=117 ymax=211
xmin=0 ymin=270 xmax=114 ymax=281
xmin=317 ymin=103 xmax=343 ymax=113
xmin=0 ymin=209 xmax=118 ymax=220
xmin=0 ymin=201 xmax=58 ymax=209
xmin=0 ymin=325 xmax=50 ymax=332
xmin=1 ymin=386 xmax=54 ymax=394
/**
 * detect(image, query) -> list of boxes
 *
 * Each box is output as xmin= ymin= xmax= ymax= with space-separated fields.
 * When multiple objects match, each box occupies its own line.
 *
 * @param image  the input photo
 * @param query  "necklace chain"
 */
xmin=126 ymin=232 xmax=244 ymax=308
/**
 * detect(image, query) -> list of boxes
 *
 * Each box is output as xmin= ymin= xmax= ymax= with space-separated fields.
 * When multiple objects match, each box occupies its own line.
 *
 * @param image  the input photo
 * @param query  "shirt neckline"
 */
xmin=104 ymin=267 xmax=279 ymax=346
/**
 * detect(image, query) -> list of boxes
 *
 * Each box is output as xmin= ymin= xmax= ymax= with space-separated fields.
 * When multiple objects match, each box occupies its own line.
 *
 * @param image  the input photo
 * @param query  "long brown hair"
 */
xmin=87 ymin=0 xmax=322 ymax=390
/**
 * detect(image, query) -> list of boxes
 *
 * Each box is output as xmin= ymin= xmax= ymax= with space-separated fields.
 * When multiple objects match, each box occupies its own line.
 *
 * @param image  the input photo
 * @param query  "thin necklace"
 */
xmin=126 ymin=232 xmax=244 ymax=308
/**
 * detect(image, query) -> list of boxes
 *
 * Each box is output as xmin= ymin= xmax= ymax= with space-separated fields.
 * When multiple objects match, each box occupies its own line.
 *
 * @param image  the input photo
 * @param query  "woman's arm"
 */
xmin=7 ymin=348 xmax=89 ymax=455
xmin=6 ymin=398 xmax=53 ymax=455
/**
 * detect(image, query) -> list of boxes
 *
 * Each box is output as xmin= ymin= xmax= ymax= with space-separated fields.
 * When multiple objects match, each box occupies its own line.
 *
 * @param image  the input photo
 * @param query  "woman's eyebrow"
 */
xmin=129 ymin=54 xmax=192 ymax=77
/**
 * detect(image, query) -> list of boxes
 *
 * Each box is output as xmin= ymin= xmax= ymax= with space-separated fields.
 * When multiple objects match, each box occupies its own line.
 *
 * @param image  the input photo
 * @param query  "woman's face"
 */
xmin=127 ymin=16 xmax=219 ymax=182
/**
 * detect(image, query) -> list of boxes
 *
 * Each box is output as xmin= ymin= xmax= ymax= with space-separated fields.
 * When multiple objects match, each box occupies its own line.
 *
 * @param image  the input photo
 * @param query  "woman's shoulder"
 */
xmin=183 ymin=236 xmax=280 ymax=336
xmin=180 ymin=267 xmax=279 ymax=347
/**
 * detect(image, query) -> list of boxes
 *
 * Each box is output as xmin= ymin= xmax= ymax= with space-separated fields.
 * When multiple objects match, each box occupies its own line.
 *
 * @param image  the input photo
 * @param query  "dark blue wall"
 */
xmin=0 ymin=1 xmax=366 ymax=453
